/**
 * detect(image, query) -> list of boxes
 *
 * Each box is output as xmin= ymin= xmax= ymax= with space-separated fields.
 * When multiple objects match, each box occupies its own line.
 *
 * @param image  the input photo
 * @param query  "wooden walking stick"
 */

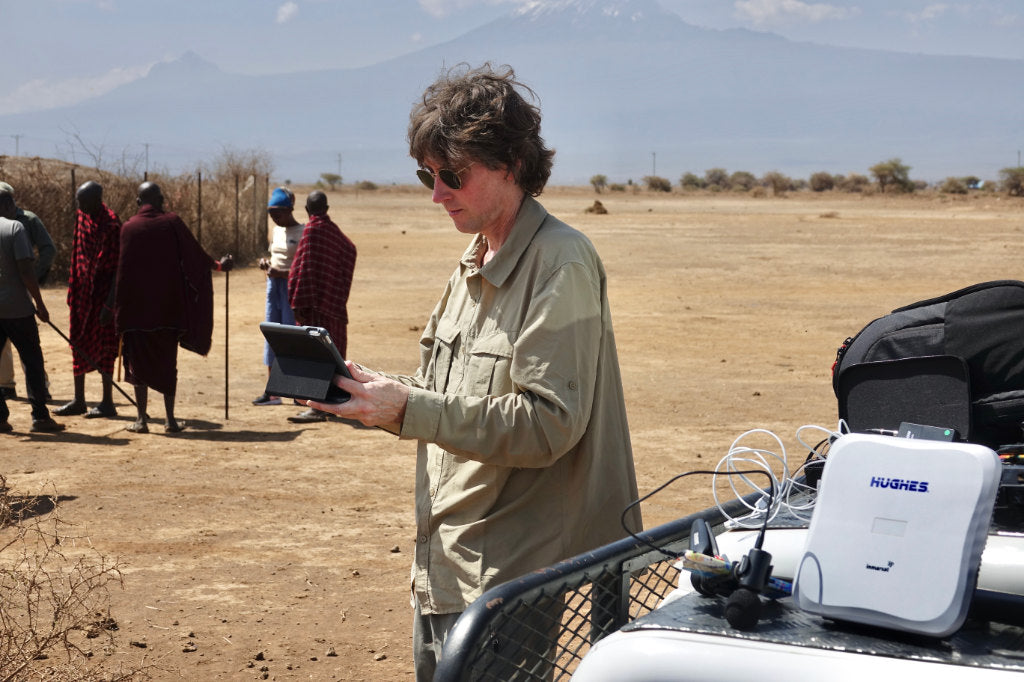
xmin=224 ymin=267 xmax=230 ymax=420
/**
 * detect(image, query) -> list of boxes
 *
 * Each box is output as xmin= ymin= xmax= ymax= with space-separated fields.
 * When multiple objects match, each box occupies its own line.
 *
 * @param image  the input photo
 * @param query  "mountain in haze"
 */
xmin=1 ymin=0 xmax=1021 ymax=184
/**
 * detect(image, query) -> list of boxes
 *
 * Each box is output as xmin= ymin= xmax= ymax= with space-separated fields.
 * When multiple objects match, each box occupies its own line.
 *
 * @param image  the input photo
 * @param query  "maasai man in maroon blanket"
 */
xmin=53 ymin=181 xmax=121 ymax=419
xmin=286 ymin=190 xmax=357 ymax=423
xmin=114 ymin=182 xmax=233 ymax=434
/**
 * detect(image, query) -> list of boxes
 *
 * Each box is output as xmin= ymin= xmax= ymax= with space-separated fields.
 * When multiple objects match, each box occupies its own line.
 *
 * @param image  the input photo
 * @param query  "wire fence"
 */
xmin=0 ymin=157 xmax=270 ymax=283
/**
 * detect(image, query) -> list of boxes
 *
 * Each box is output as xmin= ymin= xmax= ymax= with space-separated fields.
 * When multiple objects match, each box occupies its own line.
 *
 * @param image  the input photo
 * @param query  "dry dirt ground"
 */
xmin=3 ymin=187 xmax=1022 ymax=680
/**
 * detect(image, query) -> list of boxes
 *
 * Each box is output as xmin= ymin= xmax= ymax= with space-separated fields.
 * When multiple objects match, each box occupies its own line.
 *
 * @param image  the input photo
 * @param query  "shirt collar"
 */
xmin=458 ymin=195 xmax=547 ymax=288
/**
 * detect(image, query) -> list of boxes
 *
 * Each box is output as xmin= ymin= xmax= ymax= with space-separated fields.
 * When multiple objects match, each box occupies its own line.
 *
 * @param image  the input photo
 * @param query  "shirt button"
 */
xmin=418 ymin=535 xmax=428 ymax=544
xmin=568 ymin=380 xmax=578 ymax=390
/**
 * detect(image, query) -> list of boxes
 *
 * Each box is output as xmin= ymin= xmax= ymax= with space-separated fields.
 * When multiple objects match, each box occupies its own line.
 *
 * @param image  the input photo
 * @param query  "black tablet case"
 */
xmin=837 ymin=355 xmax=971 ymax=438
xmin=260 ymin=323 xmax=351 ymax=403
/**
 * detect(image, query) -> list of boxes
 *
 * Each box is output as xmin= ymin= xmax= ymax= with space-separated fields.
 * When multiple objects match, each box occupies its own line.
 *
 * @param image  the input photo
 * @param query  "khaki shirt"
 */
xmin=395 ymin=196 xmax=642 ymax=614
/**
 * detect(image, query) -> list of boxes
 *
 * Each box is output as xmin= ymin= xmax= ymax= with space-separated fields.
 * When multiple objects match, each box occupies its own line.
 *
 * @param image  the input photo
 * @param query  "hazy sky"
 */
xmin=1 ymin=0 xmax=1021 ymax=118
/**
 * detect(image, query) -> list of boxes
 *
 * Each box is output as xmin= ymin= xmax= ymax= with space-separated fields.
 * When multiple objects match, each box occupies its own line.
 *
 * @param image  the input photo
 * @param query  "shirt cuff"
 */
xmin=399 ymin=387 xmax=443 ymax=441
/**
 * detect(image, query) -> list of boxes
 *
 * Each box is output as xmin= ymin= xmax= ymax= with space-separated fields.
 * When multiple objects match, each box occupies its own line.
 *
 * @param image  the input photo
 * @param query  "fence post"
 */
xmin=234 ymin=174 xmax=240 ymax=255
xmin=70 ymin=167 xmax=77 ymax=225
xmin=251 ymin=174 xmax=259 ymax=257
xmin=197 ymin=171 xmax=203 ymax=247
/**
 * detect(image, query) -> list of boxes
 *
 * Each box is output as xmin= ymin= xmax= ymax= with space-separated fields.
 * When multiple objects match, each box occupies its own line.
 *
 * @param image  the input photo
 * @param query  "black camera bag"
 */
xmin=833 ymin=280 xmax=1024 ymax=449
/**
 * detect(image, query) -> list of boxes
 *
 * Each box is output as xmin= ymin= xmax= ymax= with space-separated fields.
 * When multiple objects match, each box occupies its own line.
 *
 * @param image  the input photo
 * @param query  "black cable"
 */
xmin=620 ymin=469 xmax=776 ymax=562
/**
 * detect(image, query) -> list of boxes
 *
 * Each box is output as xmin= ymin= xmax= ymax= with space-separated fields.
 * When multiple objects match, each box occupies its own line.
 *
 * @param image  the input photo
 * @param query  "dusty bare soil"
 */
xmin=3 ymin=187 xmax=1022 ymax=680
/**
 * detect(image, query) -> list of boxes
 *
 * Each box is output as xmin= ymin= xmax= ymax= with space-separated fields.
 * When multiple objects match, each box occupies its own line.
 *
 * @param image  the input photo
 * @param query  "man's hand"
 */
xmin=34 ymin=303 xmax=49 ymax=324
xmin=307 ymin=363 xmax=410 ymax=427
xmin=218 ymin=255 xmax=235 ymax=272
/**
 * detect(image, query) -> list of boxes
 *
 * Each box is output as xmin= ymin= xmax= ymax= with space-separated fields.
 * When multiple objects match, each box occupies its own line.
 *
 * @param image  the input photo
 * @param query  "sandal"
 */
xmin=52 ymin=400 xmax=87 ymax=416
xmin=288 ymin=408 xmax=328 ymax=423
xmin=86 ymin=404 xmax=118 ymax=419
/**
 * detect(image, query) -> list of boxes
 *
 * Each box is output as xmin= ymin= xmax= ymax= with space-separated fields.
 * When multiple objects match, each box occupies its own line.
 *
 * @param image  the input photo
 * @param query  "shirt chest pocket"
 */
xmin=430 ymin=321 xmax=515 ymax=397
xmin=430 ymin=320 xmax=460 ymax=394
xmin=466 ymin=331 xmax=515 ymax=396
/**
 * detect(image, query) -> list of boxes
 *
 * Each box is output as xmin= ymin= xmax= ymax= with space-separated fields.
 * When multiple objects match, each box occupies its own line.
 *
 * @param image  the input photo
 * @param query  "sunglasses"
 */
xmin=416 ymin=166 xmax=467 ymax=191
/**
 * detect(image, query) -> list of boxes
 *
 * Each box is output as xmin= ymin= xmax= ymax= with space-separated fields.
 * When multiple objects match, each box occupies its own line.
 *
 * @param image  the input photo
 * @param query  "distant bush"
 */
xmin=870 ymin=158 xmax=914 ymax=193
xmin=729 ymin=171 xmax=757 ymax=191
xmin=837 ymin=173 xmax=871 ymax=193
xmin=320 ymin=172 xmax=342 ymax=190
xmin=809 ymin=171 xmax=835 ymax=192
xmin=1000 ymin=167 xmax=1024 ymax=196
xmin=608 ymin=183 xmax=627 ymax=192
xmin=939 ymin=177 xmax=968 ymax=194
xmin=762 ymin=171 xmax=793 ymax=196
xmin=590 ymin=174 xmax=608 ymax=193
xmin=356 ymin=180 xmax=379 ymax=191
xmin=642 ymin=175 xmax=672 ymax=192
xmin=679 ymin=172 xmax=704 ymax=190
xmin=704 ymin=168 xmax=730 ymax=191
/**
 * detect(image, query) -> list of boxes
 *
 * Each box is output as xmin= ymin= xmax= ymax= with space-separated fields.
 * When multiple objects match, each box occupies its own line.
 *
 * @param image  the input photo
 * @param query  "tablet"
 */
xmin=259 ymin=322 xmax=353 ymax=404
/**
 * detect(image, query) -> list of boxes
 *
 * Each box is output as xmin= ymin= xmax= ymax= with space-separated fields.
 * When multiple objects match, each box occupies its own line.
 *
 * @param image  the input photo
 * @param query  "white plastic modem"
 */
xmin=793 ymin=433 xmax=1000 ymax=636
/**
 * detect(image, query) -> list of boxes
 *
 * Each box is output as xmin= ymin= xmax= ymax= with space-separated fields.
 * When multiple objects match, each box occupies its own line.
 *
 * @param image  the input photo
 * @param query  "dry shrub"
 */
xmin=0 ymin=156 xmax=78 ymax=284
xmin=809 ymin=172 xmax=835 ymax=192
xmin=0 ymin=475 xmax=147 ymax=681
xmin=642 ymin=176 xmax=672 ymax=193
xmin=940 ymin=177 xmax=969 ymax=195
xmin=836 ymin=173 xmax=871 ymax=193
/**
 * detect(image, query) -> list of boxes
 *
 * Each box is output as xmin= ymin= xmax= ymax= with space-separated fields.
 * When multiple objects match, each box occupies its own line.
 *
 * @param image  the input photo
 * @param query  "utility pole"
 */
xmin=337 ymin=153 xmax=343 ymax=180
xmin=11 ymin=134 xmax=22 ymax=156
xmin=651 ymin=151 xmax=656 ymax=177
xmin=144 ymin=143 xmax=150 ymax=175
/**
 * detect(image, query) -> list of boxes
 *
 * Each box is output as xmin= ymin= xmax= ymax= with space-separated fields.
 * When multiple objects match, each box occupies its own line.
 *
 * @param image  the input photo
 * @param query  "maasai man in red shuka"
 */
xmin=286 ymin=190 xmax=357 ymax=423
xmin=114 ymin=181 xmax=233 ymax=434
xmin=53 ymin=181 xmax=122 ymax=419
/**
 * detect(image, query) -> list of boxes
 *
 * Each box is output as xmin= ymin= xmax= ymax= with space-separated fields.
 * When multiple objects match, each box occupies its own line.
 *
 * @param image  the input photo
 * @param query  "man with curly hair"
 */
xmin=307 ymin=63 xmax=642 ymax=679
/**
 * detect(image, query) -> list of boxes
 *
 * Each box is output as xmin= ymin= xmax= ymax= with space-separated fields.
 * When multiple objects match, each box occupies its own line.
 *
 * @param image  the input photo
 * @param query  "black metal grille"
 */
xmin=435 ymin=503 xmax=742 ymax=681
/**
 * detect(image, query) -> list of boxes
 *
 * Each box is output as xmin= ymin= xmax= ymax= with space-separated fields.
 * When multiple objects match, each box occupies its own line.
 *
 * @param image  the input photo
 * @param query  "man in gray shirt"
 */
xmin=0 ymin=188 xmax=63 ymax=433
xmin=0 ymin=181 xmax=55 ymax=400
